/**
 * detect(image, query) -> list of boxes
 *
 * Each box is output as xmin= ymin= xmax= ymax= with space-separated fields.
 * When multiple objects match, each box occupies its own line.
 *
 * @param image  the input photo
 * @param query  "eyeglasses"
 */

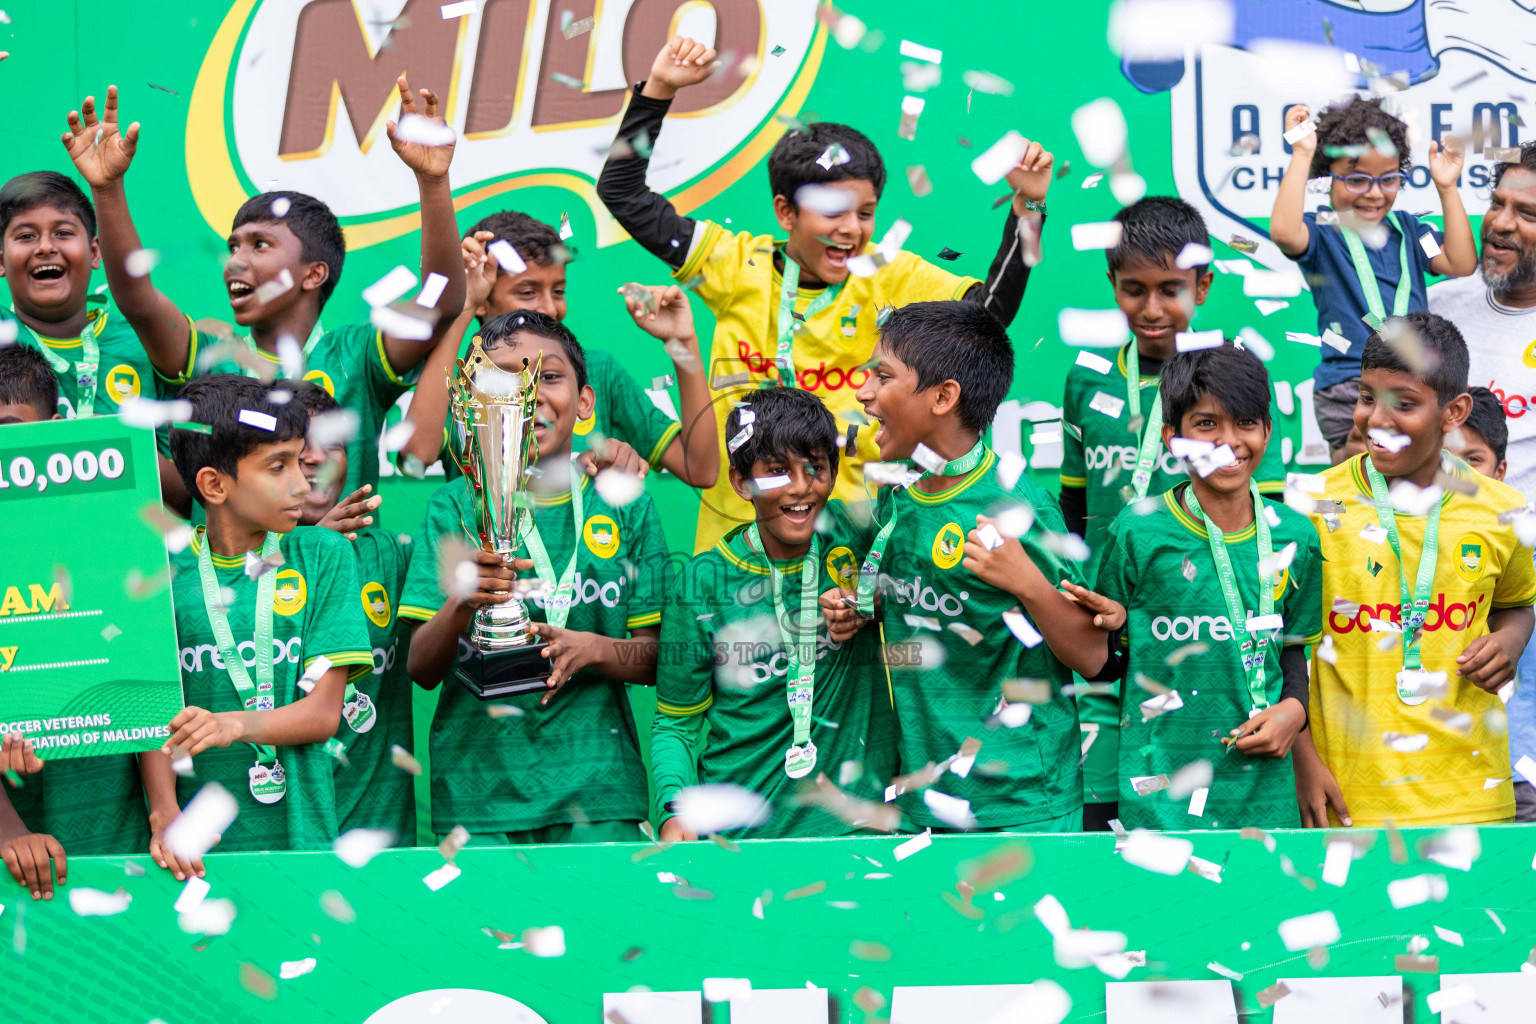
xmin=1331 ymin=172 xmax=1407 ymax=194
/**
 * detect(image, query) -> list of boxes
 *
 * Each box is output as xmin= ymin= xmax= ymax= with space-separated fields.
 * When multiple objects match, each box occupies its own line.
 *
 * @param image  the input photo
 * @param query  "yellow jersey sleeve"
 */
xmin=882 ymin=250 xmax=981 ymax=303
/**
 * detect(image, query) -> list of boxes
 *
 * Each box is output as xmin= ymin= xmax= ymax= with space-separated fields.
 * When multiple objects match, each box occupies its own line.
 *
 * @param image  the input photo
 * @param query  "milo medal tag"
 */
xmin=1396 ymin=668 xmax=1445 ymax=706
xmin=785 ymin=740 xmax=818 ymax=779
xmin=343 ymin=692 xmax=377 ymax=734
xmin=249 ymin=760 xmax=288 ymax=804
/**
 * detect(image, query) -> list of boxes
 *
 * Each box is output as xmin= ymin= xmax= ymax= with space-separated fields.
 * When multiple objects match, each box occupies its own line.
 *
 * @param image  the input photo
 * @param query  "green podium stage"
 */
xmin=5 ymin=826 xmax=1534 ymax=1022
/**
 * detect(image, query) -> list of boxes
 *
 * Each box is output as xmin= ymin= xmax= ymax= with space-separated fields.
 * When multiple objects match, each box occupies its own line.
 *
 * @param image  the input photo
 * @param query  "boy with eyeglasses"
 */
xmin=1270 ymin=95 xmax=1476 ymax=462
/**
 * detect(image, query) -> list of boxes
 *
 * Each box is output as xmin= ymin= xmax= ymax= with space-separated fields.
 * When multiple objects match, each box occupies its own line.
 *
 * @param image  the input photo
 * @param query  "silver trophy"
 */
xmin=447 ymin=336 xmax=550 ymax=698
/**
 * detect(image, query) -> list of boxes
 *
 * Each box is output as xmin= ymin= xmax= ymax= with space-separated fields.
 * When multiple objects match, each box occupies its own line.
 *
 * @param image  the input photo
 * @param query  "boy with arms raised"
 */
xmin=1060 ymin=195 xmax=1288 ymax=825
xmin=61 ymin=81 xmax=465 ymax=509
xmin=401 ymin=311 xmax=669 ymax=845
xmin=1272 ymin=96 xmax=1476 ymax=460
xmin=1066 ymin=344 xmax=1323 ymax=829
xmin=289 ymin=382 xmax=415 ymax=841
xmin=853 ymin=302 xmax=1107 ymax=832
xmin=148 ymin=375 xmax=373 ymax=879
xmin=1295 ymin=311 xmax=1535 ymax=827
xmin=0 ymin=344 xmax=147 ymax=900
xmin=401 ymin=211 xmax=717 ymax=486
xmin=599 ymin=35 xmax=1053 ymax=551
xmin=652 ymin=387 xmax=895 ymax=840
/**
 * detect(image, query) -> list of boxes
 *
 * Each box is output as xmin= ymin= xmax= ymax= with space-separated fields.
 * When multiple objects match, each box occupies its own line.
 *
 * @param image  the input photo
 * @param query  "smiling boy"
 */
xmin=1272 ymin=96 xmax=1477 ymax=460
xmin=651 ymin=386 xmax=895 ymax=840
xmin=855 ymin=302 xmax=1109 ymax=832
xmin=147 ymin=375 xmax=372 ymax=879
xmin=598 ymin=35 xmax=1053 ymax=551
xmin=62 ymin=81 xmax=465 ymax=512
xmin=1295 ymin=311 xmax=1535 ymax=828
xmin=400 ymin=310 xmax=670 ymax=845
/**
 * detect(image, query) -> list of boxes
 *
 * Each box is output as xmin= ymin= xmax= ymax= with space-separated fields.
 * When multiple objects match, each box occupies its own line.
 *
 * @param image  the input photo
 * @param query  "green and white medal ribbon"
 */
xmin=1183 ymin=481 xmax=1275 ymax=712
xmin=1340 ymin=211 xmax=1411 ymax=331
xmin=195 ymin=529 xmax=286 ymax=804
xmin=22 ymin=309 xmax=101 ymax=417
xmin=231 ymin=320 xmax=325 ymax=380
xmin=747 ymin=525 xmax=822 ymax=777
xmin=1124 ymin=343 xmax=1165 ymax=504
xmin=520 ymin=457 xmax=585 ymax=630
xmin=856 ymin=438 xmax=987 ymax=617
xmin=775 ymin=252 xmax=843 ymax=388
xmin=1364 ymin=456 xmax=1442 ymax=705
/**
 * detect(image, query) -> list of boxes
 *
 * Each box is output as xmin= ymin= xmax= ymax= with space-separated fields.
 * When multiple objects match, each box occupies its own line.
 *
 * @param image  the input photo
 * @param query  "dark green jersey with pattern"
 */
xmin=5 ymin=298 xmax=157 ymax=419
xmin=1095 ymin=486 xmax=1323 ymax=829
xmin=872 ymin=448 xmax=1084 ymax=828
xmin=331 ymin=527 xmax=416 ymax=838
xmin=169 ymin=527 xmax=373 ymax=851
xmin=158 ymin=321 xmax=416 ymax=509
xmin=651 ymin=501 xmax=897 ymax=837
xmin=5 ymin=754 xmax=149 ymax=854
xmin=399 ymin=474 xmax=669 ymax=833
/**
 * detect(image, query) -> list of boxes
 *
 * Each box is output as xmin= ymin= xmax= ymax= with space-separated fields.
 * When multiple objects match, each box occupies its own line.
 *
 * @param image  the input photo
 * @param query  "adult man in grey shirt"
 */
xmin=1430 ymin=150 xmax=1536 ymax=820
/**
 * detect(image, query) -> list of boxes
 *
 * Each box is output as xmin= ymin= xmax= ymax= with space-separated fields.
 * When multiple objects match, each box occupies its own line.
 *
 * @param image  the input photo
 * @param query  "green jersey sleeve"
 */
xmin=399 ymin=480 xmax=469 ymax=622
xmin=1282 ymin=509 xmax=1325 ymax=646
xmin=624 ymin=493 xmax=670 ymax=631
xmin=355 ymin=323 xmax=420 ymax=410
xmin=1022 ymin=481 xmax=1086 ymax=589
xmin=589 ymin=348 xmax=681 ymax=469
xmin=295 ymin=528 xmax=375 ymax=681
xmin=1079 ymin=512 xmax=1129 ymax=732
xmin=651 ymin=564 xmax=716 ymax=823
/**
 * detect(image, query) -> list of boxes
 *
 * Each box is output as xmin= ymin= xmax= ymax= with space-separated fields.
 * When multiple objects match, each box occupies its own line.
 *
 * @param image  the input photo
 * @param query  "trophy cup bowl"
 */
xmin=447 ymin=337 xmax=552 ymax=700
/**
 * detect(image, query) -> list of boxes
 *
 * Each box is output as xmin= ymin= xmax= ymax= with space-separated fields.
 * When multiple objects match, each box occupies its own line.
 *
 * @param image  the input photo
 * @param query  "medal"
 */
xmin=785 ymin=740 xmax=818 ymax=779
xmin=521 ymin=455 xmax=585 ymax=630
xmin=248 ymin=758 xmax=288 ymax=804
xmin=343 ymin=691 xmax=377 ymax=734
xmin=1363 ymin=457 xmax=1443 ymax=705
xmin=1184 ymin=481 xmax=1276 ymax=713
xmin=774 ymin=249 xmax=844 ymax=389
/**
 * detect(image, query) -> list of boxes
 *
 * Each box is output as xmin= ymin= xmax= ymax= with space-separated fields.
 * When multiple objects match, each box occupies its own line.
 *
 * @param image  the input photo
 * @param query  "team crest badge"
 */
xmin=1457 ymin=539 xmax=1485 ymax=582
xmin=931 ymin=522 xmax=965 ymax=570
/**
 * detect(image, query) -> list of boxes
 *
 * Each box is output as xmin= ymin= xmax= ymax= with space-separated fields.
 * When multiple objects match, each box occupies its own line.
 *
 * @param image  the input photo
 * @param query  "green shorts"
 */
xmin=437 ymin=820 xmax=644 ymax=846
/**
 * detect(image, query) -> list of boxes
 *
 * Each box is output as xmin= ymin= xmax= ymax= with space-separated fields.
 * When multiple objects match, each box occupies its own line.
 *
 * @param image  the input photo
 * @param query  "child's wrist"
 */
xmin=640 ymin=78 xmax=677 ymax=101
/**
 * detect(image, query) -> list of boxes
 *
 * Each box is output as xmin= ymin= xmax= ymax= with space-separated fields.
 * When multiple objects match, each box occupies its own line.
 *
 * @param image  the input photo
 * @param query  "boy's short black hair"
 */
xmin=724 ymin=386 xmax=840 ymax=482
xmin=1310 ymin=95 xmax=1412 ymax=179
xmin=467 ymin=209 xmax=567 ymax=267
xmin=1361 ymin=310 xmax=1469 ymax=406
xmin=1107 ymin=195 xmax=1210 ymax=277
xmin=1160 ymin=342 xmax=1273 ymax=430
xmin=477 ymin=309 xmax=587 ymax=393
xmin=768 ymin=123 xmax=886 ymax=206
xmin=0 ymin=343 xmax=60 ymax=416
xmin=231 ymin=191 xmax=346 ymax=309
xmin=170 ymin=374 xmax=309 ymax=507
xmin=0 ymin=171 xmax=96 ymax=239
xmin=877 ymin=301 xmax=1013 ymax=432
xmin=286 ymin=378 xmax=340 ymax=417
xmin=1463 ymin=385 xmax=1509 ymax=463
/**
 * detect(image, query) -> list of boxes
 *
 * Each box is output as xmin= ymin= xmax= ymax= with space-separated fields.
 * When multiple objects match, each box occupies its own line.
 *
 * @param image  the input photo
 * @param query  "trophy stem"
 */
xmin=470 ymin=595 xmax=537 ymax=652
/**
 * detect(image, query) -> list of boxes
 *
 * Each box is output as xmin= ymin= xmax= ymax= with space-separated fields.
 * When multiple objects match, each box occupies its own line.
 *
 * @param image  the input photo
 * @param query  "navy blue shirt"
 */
xmin=1297 ymin=209 xmax=1443 ymax=389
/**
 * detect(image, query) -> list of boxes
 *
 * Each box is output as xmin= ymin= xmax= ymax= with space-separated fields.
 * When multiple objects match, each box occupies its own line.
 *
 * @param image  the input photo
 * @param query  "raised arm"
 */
xmin=966 ymin=139 xmax=1055 ymax=327
xmin=620 ymin=283 xmax=718 ymax=487
xmin=595 ymin=37 xmax=719 ymax=270
xmin=1270 ymin=105 xmax=1315 ymax=257
xmin=381 ymin=77 xmax=467 ymax=377
xmin=1427 ymin=136 xmax=1479 ymax=278
xmin=62 ymin=86 xmax=192 ymax=379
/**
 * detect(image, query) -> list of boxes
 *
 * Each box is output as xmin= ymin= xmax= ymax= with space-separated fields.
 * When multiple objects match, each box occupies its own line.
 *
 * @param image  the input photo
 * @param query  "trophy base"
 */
xmin=454 ymin=642 xmax=552 ymax=700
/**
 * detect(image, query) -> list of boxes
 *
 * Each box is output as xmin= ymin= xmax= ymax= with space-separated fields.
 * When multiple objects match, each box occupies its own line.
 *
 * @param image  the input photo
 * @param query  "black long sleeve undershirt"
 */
xmin=596 ymin=86 xmax=1036 ymax=326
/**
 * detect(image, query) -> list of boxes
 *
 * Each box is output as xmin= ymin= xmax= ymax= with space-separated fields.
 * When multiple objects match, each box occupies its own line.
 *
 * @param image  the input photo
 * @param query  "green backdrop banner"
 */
xmin=0 ymin=417 xmax=181 ymax=759
xmin=5 ymin=827 xmax=1536 ymax=1022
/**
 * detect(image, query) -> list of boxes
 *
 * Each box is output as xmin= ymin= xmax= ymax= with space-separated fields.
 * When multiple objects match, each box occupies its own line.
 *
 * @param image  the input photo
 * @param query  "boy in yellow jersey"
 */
xmin=1296 ymin=311 xmax=1536 ymax=827
xmin=598 ymin=35 xmax=1055 ymax=552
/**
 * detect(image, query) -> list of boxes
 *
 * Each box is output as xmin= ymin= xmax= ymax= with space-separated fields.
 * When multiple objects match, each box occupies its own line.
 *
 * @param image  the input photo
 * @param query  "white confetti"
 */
xmin=1121 ymin=829 xmax=1193 ymax=875
xmin=68 ymin=887 xmax=132 ymax=917
xmin=675 ymin=783 xmax=770 ymax=835
xmin=124 ymin=248 xmax=160 ymax=278
xmin=1071 ymin=97 xmax=1128 ymax=166
xmin=1283 ymin=118 xmax=1317 ymax=144
xmin=333 ymin=828 xmax=396 ymax=868
xmin=1071 ymin=221 xmax=1125 ymax=251
xmin=1175 ymin=329 xmax=1224 ymax=352
xmin=488 ymin=239 xmax=526 ymax=274
xmin=280 ymin=957 xmax=317 ymax=980
xmin=423 ymin=863 xmax=461 ymax=891
xmin=238 ymin=409 xmax=277 ymax=431
xmin=1002 ymin=606 xmax=1043 ymax=648
xmin=893 ymin=829 xmax=932 ymax=860
xmin=1278 ymin=910 xmax=1340 ymax=951
xmin=1088 ymin=391 xmax=1125 ymax=419
xmin=1321 ymin=328 xmax=1352 ymax=354
xmin=595 ymin=467 xmax=644 ymax=507
xmin=173 ymin=875 xmax=211 ymax=913
xmin=178 ymin=897 xmax=237 ymax=935
xmin=1387 ymin=873 xmax=1448 ymax=908
xmin=971 ymin=130 xmax=1030 ymax=186
xmin=392 ymin=113 xmax=456 ymax=147
xmin=165 ymin=782 xmax=238 ymax=861
xmin=1322 ymin=840 xmax=1353 ymax=887
xmin=362 ymin=265 xmax=419 ymax=308
xmin=1175 ymin=242 xmax=1215 ymax=269
xmin=922 ymin=790 xmax=974 ymax=828
xmin=254 ymin=268 xmax=295 ymax=305
xmin=1060 ymin=307 xmax=1130 ymax=347
xmin=898 ymin=39 xmax=942 ymax=64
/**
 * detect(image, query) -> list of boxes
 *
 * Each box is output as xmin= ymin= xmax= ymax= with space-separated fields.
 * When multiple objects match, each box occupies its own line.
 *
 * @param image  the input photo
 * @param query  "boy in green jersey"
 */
xmin=400 ymin=210 xmax=717 ymax=487
xmin=289 ymin=382 xmax=415 ymax=841
xmin=148 ymin=375 xmax=373 ymax=880
xmin=652 ymin=387 xmax=896 ymax=840
xmin=1067 ymin=344 xmax=1323 ymax=830
xmin=1059 ymin=196 xmax=1287 ymax=827
xmin=400 ymin=310 xmax=670 ymax=845
xmin=0 ymin=171 xmax=184 ymax=505
xmin=854 ymin=301 xmax=1110 ymax=832
xmin=0 ymin=347 xmax=147 ymax=900
xmin=61 ymin=81 xmax=466 ymax=512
